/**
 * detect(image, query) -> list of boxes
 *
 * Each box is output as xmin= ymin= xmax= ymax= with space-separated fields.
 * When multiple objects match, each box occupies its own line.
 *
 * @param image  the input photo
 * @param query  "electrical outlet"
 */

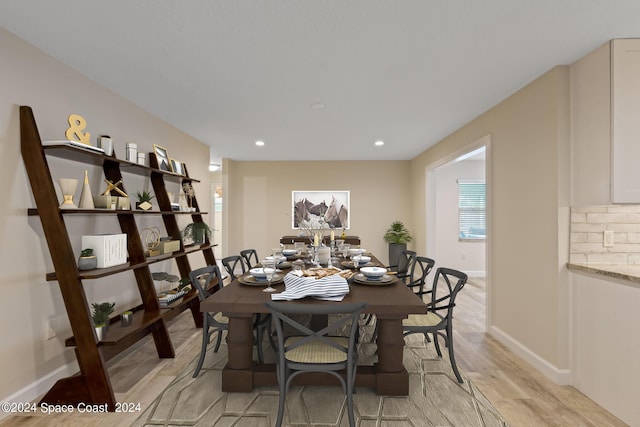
xmin=603 ymin=230 xmax=614 ymax=247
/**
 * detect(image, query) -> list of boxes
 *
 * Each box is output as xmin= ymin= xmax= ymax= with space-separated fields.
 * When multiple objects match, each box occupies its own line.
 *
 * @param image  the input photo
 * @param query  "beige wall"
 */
xmin=0 ymin=28 xmax=210 ymax=403
xmin=410 ymin=66 xmax=572 ymax=373
xmin=224 ymin=160 xmax=412 ymax=265
xmin=570 ymin=42 xmax=611 ymax=206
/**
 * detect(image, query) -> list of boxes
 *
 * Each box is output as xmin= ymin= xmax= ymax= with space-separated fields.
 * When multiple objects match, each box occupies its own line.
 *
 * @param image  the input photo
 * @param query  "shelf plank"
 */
xmin=98 ymin=309 xmax=164 ymax=346
xmin=64 ymin=308 xmax=161 ymax=347
xmin=64 ymin=291 xmax=202 ymax=349
xmin=45 ymin=244 xmax=217 ymax=281
xmin=28 ymin=208 xmax=208 ymax=216
xmin=42 ymin=144 xmax=197 ymax=181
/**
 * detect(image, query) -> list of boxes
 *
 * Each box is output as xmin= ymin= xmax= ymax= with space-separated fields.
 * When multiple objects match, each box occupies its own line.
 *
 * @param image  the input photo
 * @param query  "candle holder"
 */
xmin=310 ymin=245 xmax=319 ymax=266
xmin=59 ymin=178 xmax=78 ymax=209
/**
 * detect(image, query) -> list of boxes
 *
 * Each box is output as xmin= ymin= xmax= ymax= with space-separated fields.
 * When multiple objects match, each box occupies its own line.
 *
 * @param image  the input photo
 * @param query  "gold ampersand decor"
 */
xmin=65 ymin=114 xmax=91 ymax=144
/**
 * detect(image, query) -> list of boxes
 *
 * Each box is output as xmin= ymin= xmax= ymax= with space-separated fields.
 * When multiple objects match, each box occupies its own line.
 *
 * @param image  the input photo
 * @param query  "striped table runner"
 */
xmin=271 ymin=271 xmax=349 ymax=301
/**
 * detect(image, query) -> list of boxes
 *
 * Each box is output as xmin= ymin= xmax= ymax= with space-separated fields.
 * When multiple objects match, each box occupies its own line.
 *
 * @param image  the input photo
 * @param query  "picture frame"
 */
xmin=170 ymin=158 xmax=184 ymax=175
xmin=152 ymin=144 xmax=171 ymax=172
xmin=292 ymin=190 xmax=350 ymax=229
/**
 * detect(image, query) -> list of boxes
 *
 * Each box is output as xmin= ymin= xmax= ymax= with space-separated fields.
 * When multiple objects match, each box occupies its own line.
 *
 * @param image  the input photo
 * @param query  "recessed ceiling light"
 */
xmin=209 ymin=163 xmax=220 ymax=172
xmin=310 ymin=102 xmax=325 ymax=110
xmin=255 ymin=140 xmax=265 ymax=146
xmin=374 ymin=140 xmax=384 ymax=146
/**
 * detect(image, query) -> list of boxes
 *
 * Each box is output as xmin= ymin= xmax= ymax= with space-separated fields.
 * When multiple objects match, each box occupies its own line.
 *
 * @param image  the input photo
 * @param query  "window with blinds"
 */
xmin=458 ymin=179 xmax=486 ymax=241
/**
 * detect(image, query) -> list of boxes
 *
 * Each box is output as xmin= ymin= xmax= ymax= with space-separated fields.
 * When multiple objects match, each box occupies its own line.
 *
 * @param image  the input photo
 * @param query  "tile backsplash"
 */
xmin=570 ymin=205 xmax=640 ymax=264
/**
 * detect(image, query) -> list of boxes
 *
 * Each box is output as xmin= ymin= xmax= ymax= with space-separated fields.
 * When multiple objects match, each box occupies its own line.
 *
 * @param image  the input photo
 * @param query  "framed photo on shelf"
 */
xmin=170 ymin=158 xmax=184 ymax=175
xmin=292 ymin=190 xmax=350 ymax=230
xmin=152 ymin=144 xmax=171 ymax=171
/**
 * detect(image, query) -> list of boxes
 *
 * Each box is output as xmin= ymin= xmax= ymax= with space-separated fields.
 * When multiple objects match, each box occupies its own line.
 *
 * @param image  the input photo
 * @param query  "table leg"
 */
xmin=222 ymin=314 xmax=254 ymax=392
xmin=375 ymin=316 xmax=409 ymax=395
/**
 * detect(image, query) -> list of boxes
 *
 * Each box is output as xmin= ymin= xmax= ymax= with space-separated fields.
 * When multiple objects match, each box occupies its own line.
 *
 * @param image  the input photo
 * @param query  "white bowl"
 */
xmin=250 ymin=268 xmax=267 ymax=280
xmin=250 ymin=267 xmax=276 ymax=281
xmin=354 ymin=255 xmax=371 ymax=265
xmin=282 ymin=249 xmax=297 ymax=256
xmin=349 ymin=248 xmax=367 ymax=256
xmin=264 ymin=256 xmax=287 ymax=264
xmin=359 ymin=266 xmax=387 ymax=280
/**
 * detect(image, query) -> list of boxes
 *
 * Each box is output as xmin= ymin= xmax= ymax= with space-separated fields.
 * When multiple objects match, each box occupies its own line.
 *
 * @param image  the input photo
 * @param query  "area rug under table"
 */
xmin=132 ymin=321 xmax=508 ymax=426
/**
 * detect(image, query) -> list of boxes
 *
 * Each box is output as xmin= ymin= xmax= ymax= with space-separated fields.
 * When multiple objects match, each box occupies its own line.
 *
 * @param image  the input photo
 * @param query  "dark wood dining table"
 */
xmin=200 ymin=255 xmax=427 ymax=395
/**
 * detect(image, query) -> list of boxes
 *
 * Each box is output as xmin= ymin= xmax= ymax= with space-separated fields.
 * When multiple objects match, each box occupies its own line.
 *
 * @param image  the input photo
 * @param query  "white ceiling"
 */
xmin=2 ymin=1 xmax=639 ymax=163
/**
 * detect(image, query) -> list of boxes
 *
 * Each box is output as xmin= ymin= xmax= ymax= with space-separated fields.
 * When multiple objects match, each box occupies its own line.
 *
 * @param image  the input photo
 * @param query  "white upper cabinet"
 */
xmin=611 ymin=39 xmax=640 ymax=203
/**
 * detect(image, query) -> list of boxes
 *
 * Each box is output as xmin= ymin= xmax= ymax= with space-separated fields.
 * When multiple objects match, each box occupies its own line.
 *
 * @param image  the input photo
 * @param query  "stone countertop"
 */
xmin=567 ymin=262 xmax=640 ymax=285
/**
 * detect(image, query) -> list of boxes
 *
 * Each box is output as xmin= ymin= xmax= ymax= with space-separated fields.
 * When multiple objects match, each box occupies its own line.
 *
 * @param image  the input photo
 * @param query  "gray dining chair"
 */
xmin=240 ymin=248 xmax=260 ymax=269
xmin=189 ymin=264 xmax=228 ymax=378
xmin=190 ymin=264 xmax=269 ymax=375
xmin=388 ymin=250 xmax=417 ymax=285
xmin=221 ymin=254 xmax=247 ymax=281
xmin=265 ymin=301 xmax=368 ymax=427
xmin=222 ymin=254 xmax=272 ymax=361
xmin=407 ymin=256 xmax=436 ymax=298
xmin=403 ymin=267 xmax=468 ymax=382
xmin=369 ymin=255 xmax=436 ymax=342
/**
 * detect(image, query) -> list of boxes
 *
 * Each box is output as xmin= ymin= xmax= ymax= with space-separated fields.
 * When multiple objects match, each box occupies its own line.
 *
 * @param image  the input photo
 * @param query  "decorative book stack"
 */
xmin=158 ymin=289 xmax=187 ymax=307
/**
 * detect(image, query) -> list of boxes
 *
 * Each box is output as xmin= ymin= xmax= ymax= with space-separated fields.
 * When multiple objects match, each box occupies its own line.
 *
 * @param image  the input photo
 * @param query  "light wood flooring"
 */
xmin=1 ymin=278 xmax=627 ymax=426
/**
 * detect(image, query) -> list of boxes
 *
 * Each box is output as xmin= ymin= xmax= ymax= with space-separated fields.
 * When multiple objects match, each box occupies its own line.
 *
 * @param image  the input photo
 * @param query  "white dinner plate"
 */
xmin=353 ymin=273 xmax=398 ymax=286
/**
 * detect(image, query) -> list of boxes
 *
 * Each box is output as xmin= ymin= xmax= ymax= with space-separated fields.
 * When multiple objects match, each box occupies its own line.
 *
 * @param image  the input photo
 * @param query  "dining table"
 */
xmin=199 ymin=252 xmax=427 ymax=396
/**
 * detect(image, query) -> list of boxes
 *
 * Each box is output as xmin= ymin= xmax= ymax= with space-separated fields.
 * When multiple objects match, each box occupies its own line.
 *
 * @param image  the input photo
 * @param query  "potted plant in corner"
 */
xmin=383 ymin=221 xmax=413 ymax=265
xmin=181 ymin=222 xmax=213 ymax=245
xmin=91 ymin=301 xmax=115 ymax=341
xmin=136 ymin=190 xmax=154 ymax=210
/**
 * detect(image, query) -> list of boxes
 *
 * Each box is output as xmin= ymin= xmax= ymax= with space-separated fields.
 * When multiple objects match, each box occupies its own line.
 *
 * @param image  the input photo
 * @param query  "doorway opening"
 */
xmin=426 ymin=135 xmax=491 ymax=331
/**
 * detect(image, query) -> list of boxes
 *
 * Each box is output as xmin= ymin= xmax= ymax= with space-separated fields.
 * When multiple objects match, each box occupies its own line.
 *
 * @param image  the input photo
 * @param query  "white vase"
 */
xmin=59 ymin=178 xmax=78 ymax=209
xmin=78 ymin=170 xmax=95 ymax=209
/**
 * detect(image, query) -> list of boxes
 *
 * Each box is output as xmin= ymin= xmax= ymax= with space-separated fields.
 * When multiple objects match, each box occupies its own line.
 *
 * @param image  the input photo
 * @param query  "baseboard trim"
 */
xmin=490 ymin=325 xmax=571 ymax=385
xmin=465 ymin=270 xmax=486 ymax=278
xmin=0 ymin=361 xmax=78 ymax=421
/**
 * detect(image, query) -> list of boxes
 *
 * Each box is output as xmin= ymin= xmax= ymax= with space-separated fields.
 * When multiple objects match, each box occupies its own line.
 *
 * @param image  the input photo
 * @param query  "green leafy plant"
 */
xmin=383 ymin=221 xmax=413 ymax=244
xmin=136 ymin=190 xmax=155 ymax=203
xmin=177 ymin=277 xmax=191 ymax=291
xmin=91 ymin=302 xmax=116 ymax=327
xmin=181 ymin=222 xmax=213 ymax=243
xmin=80 ymin=248 xmax=94 ymax=257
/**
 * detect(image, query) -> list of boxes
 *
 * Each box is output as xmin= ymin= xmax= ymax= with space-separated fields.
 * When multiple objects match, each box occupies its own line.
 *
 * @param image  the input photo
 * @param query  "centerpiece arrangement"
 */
xmin=295 ymin=205 xmax=329 ymax=247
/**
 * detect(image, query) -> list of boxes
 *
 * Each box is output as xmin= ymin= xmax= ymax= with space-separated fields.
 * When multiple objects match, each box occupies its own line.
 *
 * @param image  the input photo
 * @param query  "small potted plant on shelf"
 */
xmin=120 ymin=310 xmax=133 ymax=326
xmin=91 ymin=301 xmax=115 ymax=341
xmin=78 ymin=248 xmax=97 ymax=270
xmin=136 ymin=190 xmax=154 ymax=210
xmin=181 ymin=222 xmax=213 ymax=245
xmin=383 ymin=221 xmax=413 ymax=265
